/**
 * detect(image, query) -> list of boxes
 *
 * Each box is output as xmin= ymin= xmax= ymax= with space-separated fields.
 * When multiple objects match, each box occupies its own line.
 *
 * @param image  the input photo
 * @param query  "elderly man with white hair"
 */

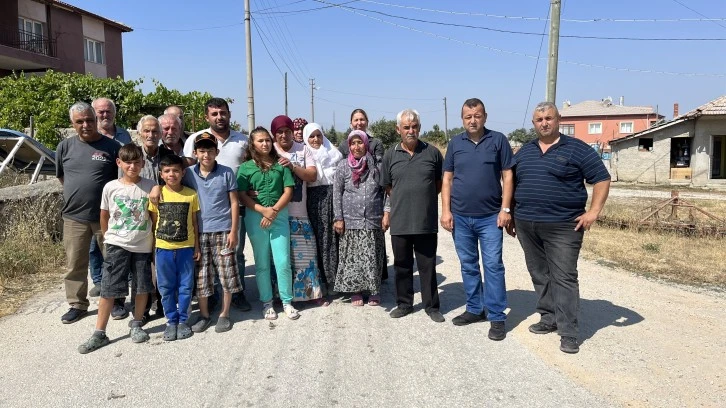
xmin=92 ymin=97 xmax=132 ymax=145
xmin=56 ymin=101 xmax=121 ymax=324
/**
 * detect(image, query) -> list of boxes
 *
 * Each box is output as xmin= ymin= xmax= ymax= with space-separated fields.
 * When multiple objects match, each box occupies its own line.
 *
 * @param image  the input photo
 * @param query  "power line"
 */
xmin=355 ymin=0 xmax=726 ymax=24
xmin=254 ymin=0 xmax=360 ymax=16
xmin=257 ymin=0 xmax=314 ymax=82
xmin=251 ymin=18 xmax=284 ymax=76
xmin=523 ymin=5 xmax=550 ymax=128
xmin=251 ymin=16 xmax=306 ymax=88
xmin=253 ymin=1 xmax=308 ymax=88
xmin=671 ymin=0 xmax=726 ymax=30
xmin=315 ymin=0 xmax=725 ymax=78
xmin=311 ymin=1 xmax=726 ymax=41
xmin=253 ymin=0 xmax=307 ymax=13
xmin=268 ymin=0 xmax=315 ymax=79
xmin=318 ymin=88 xmax=440 ymax=101
xmin=134 ymin=22 xmax=242 ymax=32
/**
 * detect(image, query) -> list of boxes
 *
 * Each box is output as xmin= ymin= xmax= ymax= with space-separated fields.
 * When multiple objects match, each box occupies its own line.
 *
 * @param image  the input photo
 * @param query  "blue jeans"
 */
xmin=156 ymin=247 xmax=195 ymax=325
xmin=452 ymin=213 xmax=507 ymax=321
xmin=89 ymin=237 xmax=104 ymax=285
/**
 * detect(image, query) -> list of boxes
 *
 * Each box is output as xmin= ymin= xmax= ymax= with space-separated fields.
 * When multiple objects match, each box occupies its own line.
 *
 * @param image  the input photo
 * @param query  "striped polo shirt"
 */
xmin=513 ymin=134 xmax=610 ymax=222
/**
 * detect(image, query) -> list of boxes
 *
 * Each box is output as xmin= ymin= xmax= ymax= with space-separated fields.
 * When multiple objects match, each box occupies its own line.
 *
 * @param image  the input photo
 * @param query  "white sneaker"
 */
xmin=283 ymin=304 xmax=300 ymax=320
xmin=263 ymin=302 xmax=277 ymax=320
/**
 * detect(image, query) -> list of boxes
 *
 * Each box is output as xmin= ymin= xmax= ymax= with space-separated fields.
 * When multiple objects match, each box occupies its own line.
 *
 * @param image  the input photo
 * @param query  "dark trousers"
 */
xmin=391 ymin=233 xmax=440 ymax=313
xmin=515 ymin=219 xmax=584 ymax=338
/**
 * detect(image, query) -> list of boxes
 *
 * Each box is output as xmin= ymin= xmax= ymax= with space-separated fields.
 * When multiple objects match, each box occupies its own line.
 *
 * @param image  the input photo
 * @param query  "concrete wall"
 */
xmin=49 ymin=7 xmax=84 ymax=74
xmin=81 ymin=15 xmax=106 ymax=77
xmin=17 ymin=0 xmax=46 ymax=23
xmin=611 ymin=121 xmax=694 ymax=184
xmin=691 ymin=116 xmax=726 ymax=186
xmin=103 ymin=25 xmax=123 ymax=78
xmin=0 ymin=1 xmax=19 ymax=28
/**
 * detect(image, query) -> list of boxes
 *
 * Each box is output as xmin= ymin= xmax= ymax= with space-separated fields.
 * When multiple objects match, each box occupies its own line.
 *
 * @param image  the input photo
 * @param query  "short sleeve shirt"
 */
xmin=183 ymin=162 xmax=238 ymax=233
xmin=513 ymin=134 xmax=611 ymax=222
xmin=381 ymin=141 xmax=443 ymax=235
xmin=114 ymin=127 xmax=133 ymax=145
xmin=100 ymin=178 xmax=156 ymax=252
xmin=140 ymin=144 xmax=176 ymax=185
xmin=275 ymin=142 xmax=315 ymax=218
xmin=148 ymin=186 xmax=200 ymax=249
xmin=237 ymin=161 xmax=295 ymax=208
xmin=56 ymin=135 xmax=120 ymax=223
xmin=443 ymin=129 xmax=513 ymax=217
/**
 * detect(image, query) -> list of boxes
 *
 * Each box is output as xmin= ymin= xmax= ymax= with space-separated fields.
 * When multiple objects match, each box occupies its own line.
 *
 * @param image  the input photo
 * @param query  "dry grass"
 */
xmin=583 ymin=195 xmax=726 ymax=287
xmin=0 ymin=196 xmax=65 ymax=318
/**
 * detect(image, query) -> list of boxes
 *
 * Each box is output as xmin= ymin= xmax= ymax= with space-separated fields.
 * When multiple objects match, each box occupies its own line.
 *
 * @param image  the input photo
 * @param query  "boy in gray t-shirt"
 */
xmin=78 ymin=144 xmax=156 ymax=354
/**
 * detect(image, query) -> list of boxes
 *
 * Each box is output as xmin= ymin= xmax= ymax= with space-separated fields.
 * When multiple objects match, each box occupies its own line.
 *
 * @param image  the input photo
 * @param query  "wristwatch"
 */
xmin=502 ymin=207 xmax=511 ymax=213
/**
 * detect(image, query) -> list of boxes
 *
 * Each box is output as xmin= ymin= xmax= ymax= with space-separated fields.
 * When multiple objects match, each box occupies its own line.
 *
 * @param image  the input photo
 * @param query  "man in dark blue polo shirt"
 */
xmin=441 ymin=98 xmax=513 ymax=340
xmin=510 ymin=101 xmax=610 ymax=354
xmin=381 ymin=109 xmax=445 ymax=323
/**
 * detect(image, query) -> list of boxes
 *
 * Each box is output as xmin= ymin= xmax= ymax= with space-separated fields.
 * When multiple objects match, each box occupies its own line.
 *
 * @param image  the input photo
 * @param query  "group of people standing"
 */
xmin=56 ymin=95 xmax=609 ymax=356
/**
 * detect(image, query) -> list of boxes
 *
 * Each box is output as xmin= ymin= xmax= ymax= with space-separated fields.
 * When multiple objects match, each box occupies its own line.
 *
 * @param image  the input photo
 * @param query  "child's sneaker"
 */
xmin=263 ymin=302 xmax=277 ymax=320
xmin=177 ymin=322 xmax=193 ymax=340
xmin=163 ymin=324 xmax=177 ymax=341
xmin=129 ymin=326 xmax=150 ymax=343
xmin=78 ymin=332 xmax=110 ymax=354
xmin=283 ymin=304 xmax=300 ymax=320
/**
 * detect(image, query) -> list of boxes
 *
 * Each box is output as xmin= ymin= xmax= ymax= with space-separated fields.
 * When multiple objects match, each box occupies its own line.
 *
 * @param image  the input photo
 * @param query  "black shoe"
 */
xmin=488 ymin=321 xmax=506 ymax=341
xmin=232 ymin=292 xmax=251 ymax=312
xmin=61 ymin=307 xmax=87 ymax=324
xmin=426 ymin=310 xmax=445 ymax=323
xmin=111 ymin=301 xmax=129 ymax=320
xmin=529 ymin=321 xmax=557 ymax=334
xmin=389 ymin=305 xmax=413 ymax=318
xmin=560 ymin=336 xmax=579 ymax=354
xmin=452 ymin=311 xmax=487 ymax=326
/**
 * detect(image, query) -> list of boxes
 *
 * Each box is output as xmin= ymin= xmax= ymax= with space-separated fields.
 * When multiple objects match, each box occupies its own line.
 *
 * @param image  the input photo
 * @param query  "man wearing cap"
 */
xmin=440 ymin=98 xmax=513 ymax=341
xmin=183 ymin=97 xmax=251 ymax=311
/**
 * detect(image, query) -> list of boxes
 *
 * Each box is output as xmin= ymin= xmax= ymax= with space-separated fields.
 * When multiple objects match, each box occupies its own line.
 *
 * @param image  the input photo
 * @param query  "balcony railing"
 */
xmin=0 ymin=24 xmax=56 ymax=58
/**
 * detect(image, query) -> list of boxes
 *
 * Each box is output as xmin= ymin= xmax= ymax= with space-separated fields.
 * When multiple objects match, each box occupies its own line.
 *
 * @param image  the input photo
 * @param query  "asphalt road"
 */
xmin=0 ymin=227 xmax=723 ymax=407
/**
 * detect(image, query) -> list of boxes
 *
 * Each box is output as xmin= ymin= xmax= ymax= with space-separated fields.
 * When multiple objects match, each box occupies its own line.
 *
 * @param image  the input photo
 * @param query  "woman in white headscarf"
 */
xmin=304 ymin=123 xmax=344 ymax=300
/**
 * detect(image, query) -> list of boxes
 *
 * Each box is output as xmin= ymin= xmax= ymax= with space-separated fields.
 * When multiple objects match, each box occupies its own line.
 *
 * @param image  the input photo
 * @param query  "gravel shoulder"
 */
xmin=0 ymin=227 xmax=723 ymax=407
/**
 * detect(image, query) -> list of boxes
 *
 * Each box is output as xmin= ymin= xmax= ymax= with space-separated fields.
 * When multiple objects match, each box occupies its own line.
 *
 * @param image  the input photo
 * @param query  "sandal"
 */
xmin=312 ymin=298 xmax=330 ymax=307
xmin=368 ymin=294 xmax=381 ymax=306
xmin=283 ymin=304 xmax=300 ymax=320
xmin=263 ymin=302 xmax=277 ymax=320
xmin=351 ymin=294 xmax=364 ymax=307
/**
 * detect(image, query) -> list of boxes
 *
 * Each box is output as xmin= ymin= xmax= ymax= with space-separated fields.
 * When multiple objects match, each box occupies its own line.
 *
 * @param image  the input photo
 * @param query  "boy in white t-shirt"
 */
xmin=78 ymin=144 xmax=157 ymax=354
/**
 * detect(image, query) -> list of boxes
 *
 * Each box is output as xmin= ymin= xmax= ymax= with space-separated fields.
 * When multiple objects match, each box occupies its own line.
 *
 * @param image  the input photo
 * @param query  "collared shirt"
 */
xmin=513 ymin=134 xmax=610 ymax=222
xmin=444 ymin=129 xmax=513 ymax=217
xmin=101 ymin=126 xmax=132 ymax=145
xmin=140 ymin=144 xmax=175 ymax=185
xmin=236 ymin=161 xmax=295 ymax=208
xmin=183 ymin=128 xmax=249 ymax=174
xmin=182 ymin=162 xmax=237 ymax=233
xmin=381 ymin=140 xmax=443 ymax=235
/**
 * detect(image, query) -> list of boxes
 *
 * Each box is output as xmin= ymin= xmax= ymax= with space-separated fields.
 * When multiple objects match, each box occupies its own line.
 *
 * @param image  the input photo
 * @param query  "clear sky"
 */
xmin=68 ymin=0 xmax=726 ymax=134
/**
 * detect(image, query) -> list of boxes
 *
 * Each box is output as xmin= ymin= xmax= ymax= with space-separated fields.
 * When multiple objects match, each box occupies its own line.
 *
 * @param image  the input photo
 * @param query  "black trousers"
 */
xmin=391 ymin=233 xmax=440 ymax=313
xmin=515 ymin=219 xmax=584 ymax=338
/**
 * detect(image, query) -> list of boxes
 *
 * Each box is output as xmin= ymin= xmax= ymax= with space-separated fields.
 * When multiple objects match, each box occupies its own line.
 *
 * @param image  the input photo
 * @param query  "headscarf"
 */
xmin=292 ymin=117 xmax=308 ymax=131
xmin=270 ymin=115 xmax=294 ymax=136
xmin=303 ymin=123 xmax=343 ymax=186
xmin=347 ymin=130 xmax=374 ymax=187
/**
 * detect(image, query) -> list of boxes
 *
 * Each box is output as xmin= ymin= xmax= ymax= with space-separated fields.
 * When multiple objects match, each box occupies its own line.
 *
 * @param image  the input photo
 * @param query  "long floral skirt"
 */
xmin=334 ymin=229 xmax=385 ymax=294
xmin=289 ymin=216 xmax=323 ymax=301
xmin=306 ymin=185 xmax=339 ymax=290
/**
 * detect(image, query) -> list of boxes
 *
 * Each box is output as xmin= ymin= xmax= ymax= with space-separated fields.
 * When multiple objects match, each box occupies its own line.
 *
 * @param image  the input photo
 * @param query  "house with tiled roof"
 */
xmin=609 ymin=95 xmax=726 ymax=187
xmin=559 ymin=97 xmax=664 ymax=147
xmin=0 ymin=0 xmax=132 ymax=78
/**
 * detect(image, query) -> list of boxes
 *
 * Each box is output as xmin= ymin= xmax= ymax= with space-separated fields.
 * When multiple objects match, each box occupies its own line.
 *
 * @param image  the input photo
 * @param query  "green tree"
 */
xmin=447 ymin=126 xmax=465 ymax=137
xmin=324 ymin=125 xmax=340 ymax=146
xmin=368 ymin=117 xmax=398 ymax=149
xmin=507 ymin=127 xmax=538 ymax=144
xmin=421 ymin=124 xmax=447 ymax=146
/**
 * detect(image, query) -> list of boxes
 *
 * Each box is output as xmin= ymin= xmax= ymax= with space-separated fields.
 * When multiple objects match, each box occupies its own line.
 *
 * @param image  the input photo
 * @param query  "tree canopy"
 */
xmin=507 ymin=127 xmax=538 ymax=144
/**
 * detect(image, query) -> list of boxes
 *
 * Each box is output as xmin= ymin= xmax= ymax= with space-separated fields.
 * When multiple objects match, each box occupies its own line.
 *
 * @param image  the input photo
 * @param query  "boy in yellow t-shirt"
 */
xmin=148 ymin=154 xmax=200 ymax=341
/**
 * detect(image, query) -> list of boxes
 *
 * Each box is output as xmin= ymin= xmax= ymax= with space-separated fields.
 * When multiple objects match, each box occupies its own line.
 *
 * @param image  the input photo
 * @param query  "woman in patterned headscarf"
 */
xmin=292 ymin=117 xmax=308 ymax=143
xmin=332 ymin=130 xmax=386 ymax=306
xmin=303 ymin=123 xmax=343 ymax=300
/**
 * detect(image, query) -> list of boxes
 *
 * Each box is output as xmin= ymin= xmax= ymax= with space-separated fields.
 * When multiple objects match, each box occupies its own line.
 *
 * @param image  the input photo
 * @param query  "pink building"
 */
xmin=559 ymin=98 xmax=665 ymax=148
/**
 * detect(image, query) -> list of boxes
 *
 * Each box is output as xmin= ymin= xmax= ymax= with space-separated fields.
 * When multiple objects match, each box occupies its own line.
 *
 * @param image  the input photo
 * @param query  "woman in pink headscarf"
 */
xmin=332 ymin=130 xmax=386 ymax=306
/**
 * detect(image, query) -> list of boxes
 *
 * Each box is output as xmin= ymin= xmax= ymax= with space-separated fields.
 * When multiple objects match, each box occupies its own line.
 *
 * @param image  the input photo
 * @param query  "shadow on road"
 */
xmin=507 ymin=289 xmax=644 ymax=343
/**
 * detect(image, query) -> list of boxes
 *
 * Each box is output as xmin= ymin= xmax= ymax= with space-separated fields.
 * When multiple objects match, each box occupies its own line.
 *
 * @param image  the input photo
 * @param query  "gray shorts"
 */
xmin=100 ymin=244 xmax=153 ymax=299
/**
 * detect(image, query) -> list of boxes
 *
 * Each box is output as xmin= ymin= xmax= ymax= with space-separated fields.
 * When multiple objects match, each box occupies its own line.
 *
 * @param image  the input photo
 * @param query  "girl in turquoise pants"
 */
xmin=237 ymin=127 xmax=298 ymax=320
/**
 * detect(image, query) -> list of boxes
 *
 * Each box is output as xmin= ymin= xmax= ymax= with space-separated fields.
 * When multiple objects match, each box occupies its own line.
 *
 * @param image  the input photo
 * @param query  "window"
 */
xmin=17 ymin=17 xmax=45 ymax=53
xmin=650 ymin=120 xmax=657 ymax=127
xmin=620 ymin=122 xmax=634 ymax=134
xmin=559 ymin=124 xmax=575 ymax=135
xmin=84 ymin=38 xmax=105 ymax=64
xmin=638 ymin=138 xmax=654 ymax=152
xmin=588 ymin=122 xmax=602 ymax=134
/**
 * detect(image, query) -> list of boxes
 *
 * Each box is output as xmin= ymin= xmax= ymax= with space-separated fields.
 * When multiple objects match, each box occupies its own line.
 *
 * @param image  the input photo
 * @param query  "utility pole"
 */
xmin=310 ymin=78 xmax=315 ymax=122
xmin=284 ymin=72 xmax=288 ymax=116
xmin=244 ymin=0 xmax=255 ymax=129
xmin=443 ymin=97 xmax=449 ymax=141
xmin=545 ymin=0 xmax=561 ymax=103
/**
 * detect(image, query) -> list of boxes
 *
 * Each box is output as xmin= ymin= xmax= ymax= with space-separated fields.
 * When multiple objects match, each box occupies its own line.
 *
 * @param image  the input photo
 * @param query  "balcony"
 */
xmin=0 ymin=24 xmax=59 ymax=72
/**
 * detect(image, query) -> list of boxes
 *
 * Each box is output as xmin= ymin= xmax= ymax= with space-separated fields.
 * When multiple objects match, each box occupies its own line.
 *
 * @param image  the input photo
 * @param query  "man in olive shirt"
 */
xmin=56 ymin=102 xmax=120 ymax=324
xmin=381 ymin=109 xmax=444 ymax=323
